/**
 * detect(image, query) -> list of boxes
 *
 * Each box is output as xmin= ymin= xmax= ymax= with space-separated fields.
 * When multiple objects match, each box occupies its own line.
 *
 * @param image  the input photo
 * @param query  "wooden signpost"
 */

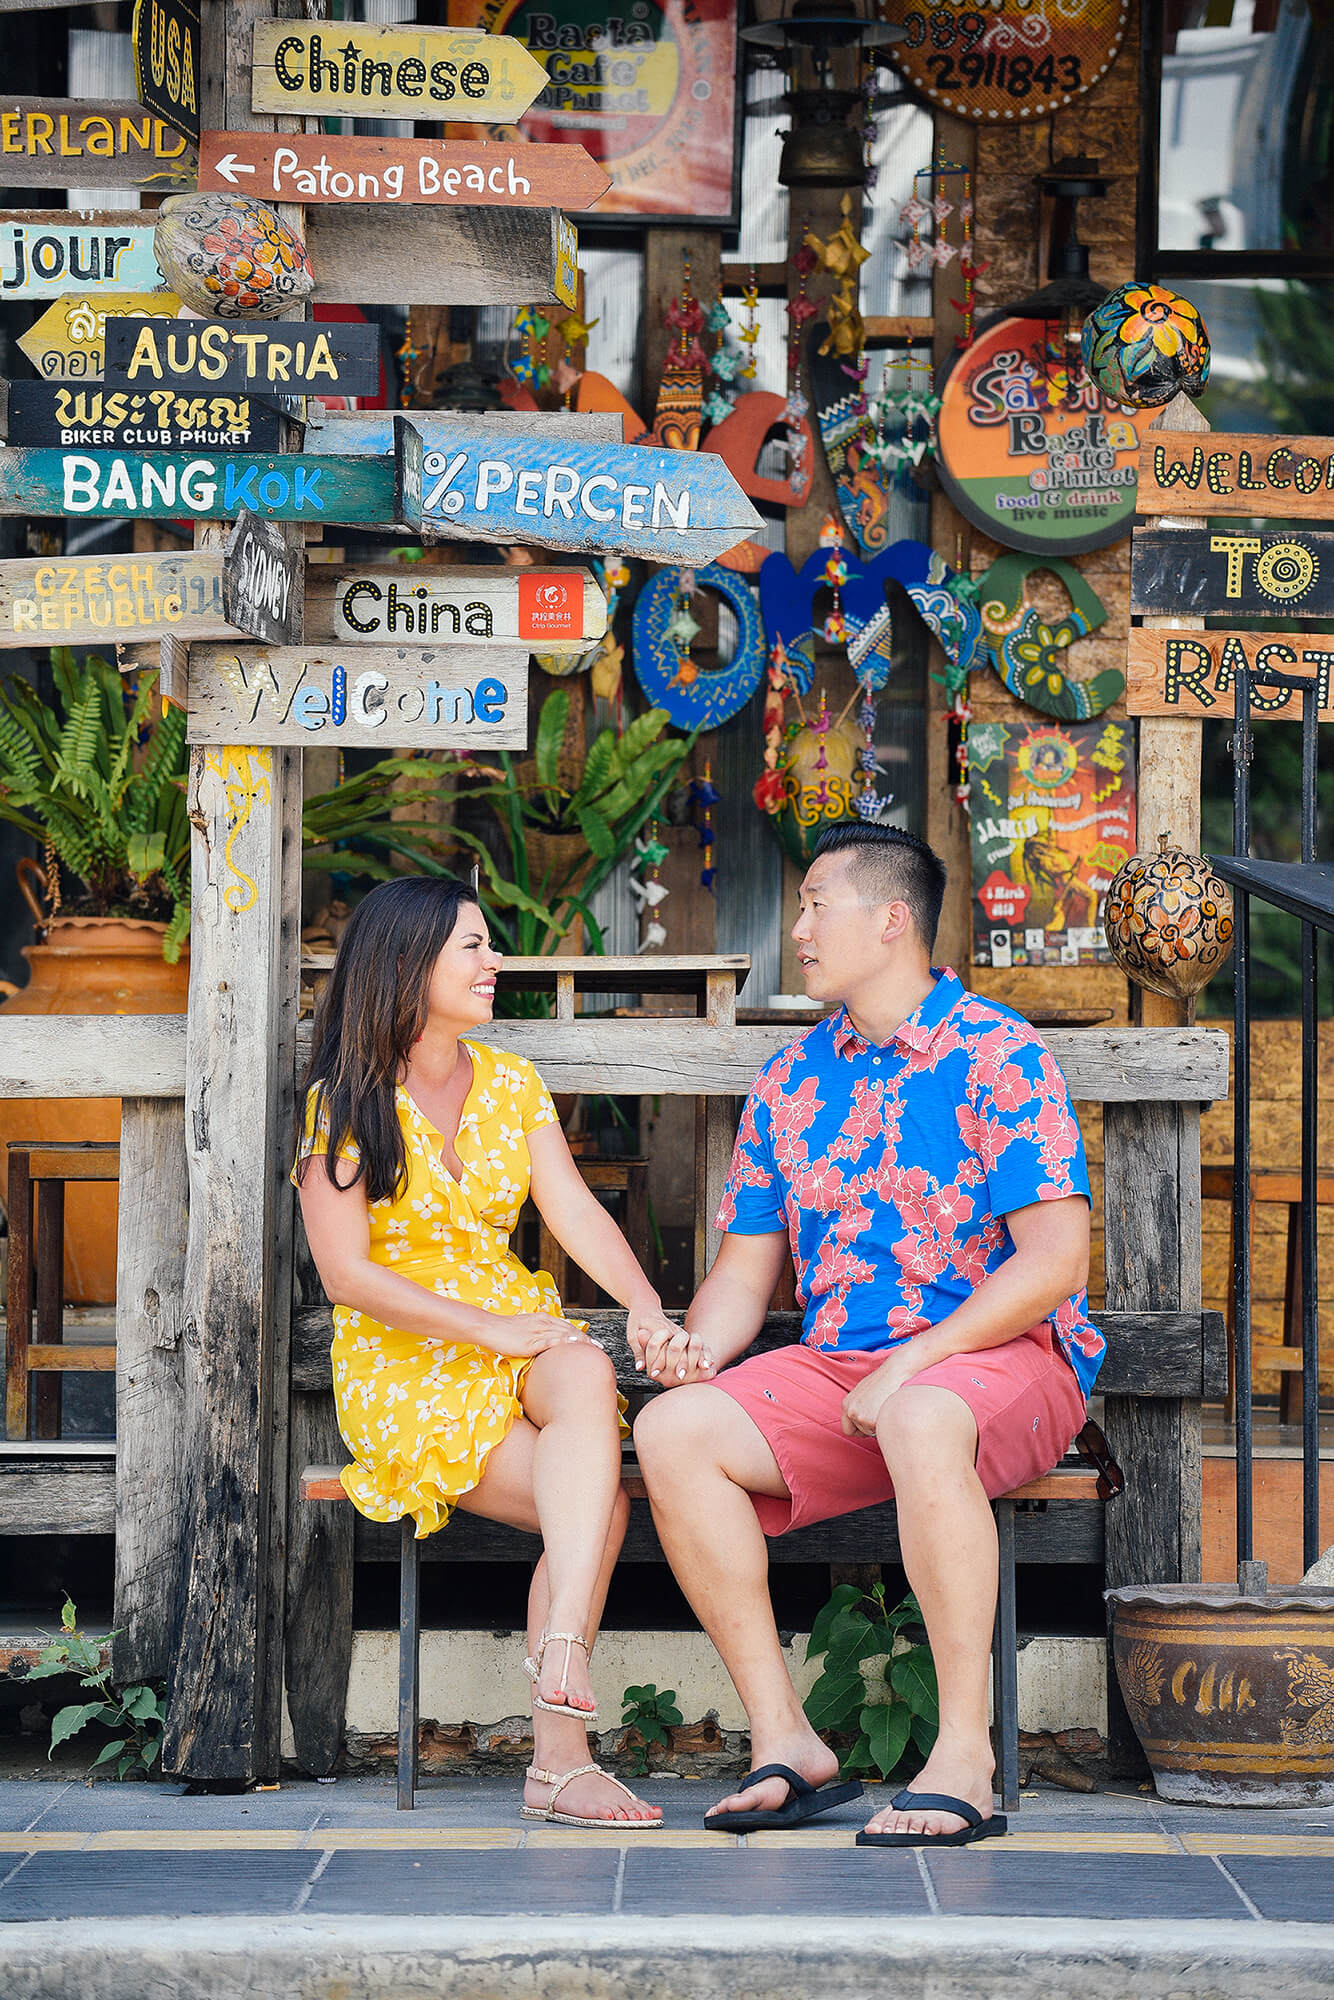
xmin=132 ymin=0 xmax=201 ymax=146
xmin=1126 ymin=628 xmax=1334 ymax=722
xmin=198 ymin=130 xmax=610 ymax=211
xmin=0 ymin=548 xmax=281 ymax=647
xmin=248 ymin=21 xmax=549 ymax=122
xmin=0 ymin=447 xmax=389 ymax=524
xmin=222 ymin=512 xmax=302 ymax=647
xmin=312 ymin=564 xmax=605 ymax=652
xmin=1138 ymin=432 xmax=1334 ymax=519
xmin=5 ymin=379 xmax=284 ymax=452
xmin=183 ymin=644 xmax=527 ymax=748
xmin=303 ymin=206 xmax=577 ymax=309
xmin=394 ymin=415 xmax=763 ymax=564
xmin=0 ymin=100 xmax=194 ymax=189
xmin=16 ymin=292 xmax=181 ymax=381
xmin=1130 ymin=527 xmax=1334 ymax=618
xmin=0 ymin=212 xmax=160 ymax=298
xmin=104 ymin=315 xmax=382 ymax=396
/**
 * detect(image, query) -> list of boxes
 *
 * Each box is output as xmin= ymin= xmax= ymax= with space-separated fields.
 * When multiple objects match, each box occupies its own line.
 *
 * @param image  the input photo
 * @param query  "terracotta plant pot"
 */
xmin=0 ymin=898 xmax=189 ymax=1303
xmin=1108 ymin=1581 xmax=1334 ymax=1805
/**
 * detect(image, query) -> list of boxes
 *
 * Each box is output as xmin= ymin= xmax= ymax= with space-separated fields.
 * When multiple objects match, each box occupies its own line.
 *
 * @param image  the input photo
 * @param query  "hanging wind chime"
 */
xmin=630 ymin=821 xmax=670 ymax=953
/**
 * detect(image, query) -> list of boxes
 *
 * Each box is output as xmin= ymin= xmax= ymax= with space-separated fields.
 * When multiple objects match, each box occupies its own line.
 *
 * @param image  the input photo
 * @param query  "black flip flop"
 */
xmin=704 ymin=1762 xmax=864 ymax=1832
xmin=856 ymin=1788 xmax=1008 ymax=1848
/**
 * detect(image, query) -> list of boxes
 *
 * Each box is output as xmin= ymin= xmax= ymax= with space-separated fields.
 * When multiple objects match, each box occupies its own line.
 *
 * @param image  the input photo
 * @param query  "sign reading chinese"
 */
xmin=1130 ymin=528 xmax=1334 ymax=619
xmin=969 ymin=717 xmax=1136 ymax=968
xmin=249 ymin=21 xmax=548 ymax=122
xmin=1126 ymin=629 xmax=1334 ymax=723
xmin=885 ymin=0 xmax=1128 ymax=126
xmin=447 ymin=0 xmax=739 ymax=225
xmin=197 ymin=129 xmax=610 ymax=210
xmin=5 ymin=379 xmax=284 ymax=452
xmin=183 ymin=644 xmax=527 ymax=749
xmin=935 ymin=314 xmax=1160 ymax=556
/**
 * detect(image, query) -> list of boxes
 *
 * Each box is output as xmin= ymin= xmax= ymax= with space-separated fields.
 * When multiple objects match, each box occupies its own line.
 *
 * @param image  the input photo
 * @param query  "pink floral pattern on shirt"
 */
xmin=716 ymin=969 xmax=1103 ymax=1396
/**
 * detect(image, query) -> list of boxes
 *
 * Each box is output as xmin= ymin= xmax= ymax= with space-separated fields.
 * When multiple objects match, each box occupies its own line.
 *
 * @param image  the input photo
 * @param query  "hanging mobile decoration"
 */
xmin=865 ymin=341 xmax=940 ymax=482
xmin=395 ymin=314 xmax=421 ymax=408
xmin=509 ymin=306 xmax=551 ymax=392
xmin=648 ymin=249 xmax=707 ymax=452
xmin=855 ymin=674 xmax=885 ymax=821
xmin=820 ymin=516 xmax=849 ymax=646
xmin=805 ymin=194 xmax=870 ymax=362
xmin=631 ymin=820 xmax=670 ymax=953
xmin=738 ymin=268 xmax=760 ymax=381
xmin=691 ymin=764 xmax=720 ymax=891
xmin=701 ymin=293 xmax=739 ymax=429
xmin=948 ymin=166 xmax=981 ymax=350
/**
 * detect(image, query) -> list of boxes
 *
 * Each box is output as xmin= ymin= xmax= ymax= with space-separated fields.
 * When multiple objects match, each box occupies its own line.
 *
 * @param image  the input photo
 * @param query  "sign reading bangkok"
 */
xmin=0 ymin=448 xmax=390 ymax=522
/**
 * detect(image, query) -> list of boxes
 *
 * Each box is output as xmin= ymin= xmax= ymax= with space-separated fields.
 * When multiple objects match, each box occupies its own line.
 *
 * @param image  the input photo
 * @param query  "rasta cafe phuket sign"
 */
xmin=934 ymin=313 xmax=1160 ymax=556
xmin=104 ymin=315 xmax=383 ymax=396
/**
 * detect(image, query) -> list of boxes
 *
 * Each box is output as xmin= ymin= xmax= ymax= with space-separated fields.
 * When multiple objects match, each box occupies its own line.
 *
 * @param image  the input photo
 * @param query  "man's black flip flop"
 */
xmin=704 ymin=1762 xmax=864 ymax=1832
xmin=855 ymin=1788 xmax=1008 ymax=1847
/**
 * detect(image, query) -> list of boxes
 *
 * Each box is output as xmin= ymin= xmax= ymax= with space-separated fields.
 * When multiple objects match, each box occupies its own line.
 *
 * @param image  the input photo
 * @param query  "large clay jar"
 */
xmin=0 ymin=874 xmax=189 ymax=1302
xmin=1109 ymin=1582 xmax=1334 ymax=1805
xmin=1103 ymin=833 xmax=1234 ymax=1000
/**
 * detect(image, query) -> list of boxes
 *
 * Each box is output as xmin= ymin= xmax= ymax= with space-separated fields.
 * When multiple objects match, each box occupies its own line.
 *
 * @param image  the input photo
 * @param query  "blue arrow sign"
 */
xmin=392 ymin=416 xmax=762 ymax=565
xmin=0 ymin=447 xmax=392 ymax=521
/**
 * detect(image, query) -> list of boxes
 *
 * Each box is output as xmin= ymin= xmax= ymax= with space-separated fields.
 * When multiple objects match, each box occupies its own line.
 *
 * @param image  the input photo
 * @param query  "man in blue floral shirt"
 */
xmin=634 ymin=823 xmax=1097 ymax=1847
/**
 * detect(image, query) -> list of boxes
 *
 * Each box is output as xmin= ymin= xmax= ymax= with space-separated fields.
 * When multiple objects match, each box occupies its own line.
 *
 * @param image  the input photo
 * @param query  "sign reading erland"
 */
xmin=248 ymin=21 xmax=548 ymax=123
xmin=184 ymin=644 xmax=528 ymax=749
xmin=0 ymin=99 xmax=194 ymax=190
xmin=197 ymin=129 xmax=610 ymax=210
xmin=132 ymin=0 xmax=200 ymax=146
xmin=5 ymin=378 xmax=284 ymax=452
xmin=104 ymin=315 xmax=382 ymax=397
xmin=223 ymin=512 xmax=301 ymax=647
xmin=321 ymin=564 xmax=604 ymax=651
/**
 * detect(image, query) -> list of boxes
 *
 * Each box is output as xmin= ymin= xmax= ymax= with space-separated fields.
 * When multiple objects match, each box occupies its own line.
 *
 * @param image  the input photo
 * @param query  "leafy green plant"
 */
xmin=0 ymin=650 xmax=190 ymax=959
xmin=619 ymin=1682 xmax=683 ymax=1777
xmin=26 ymin=1597 xmax=165 ymax=1781
xmin=803 ymin=1582 xmax=938 ymax=1782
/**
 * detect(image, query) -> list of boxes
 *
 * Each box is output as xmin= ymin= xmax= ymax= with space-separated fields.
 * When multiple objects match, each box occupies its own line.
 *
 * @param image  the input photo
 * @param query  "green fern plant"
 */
xmin=0 ymin=651 xmax=191 ymax=961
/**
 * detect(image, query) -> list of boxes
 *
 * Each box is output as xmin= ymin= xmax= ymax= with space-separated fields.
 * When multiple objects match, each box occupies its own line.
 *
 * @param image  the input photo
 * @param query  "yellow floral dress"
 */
xmin=294 ymin=1040 xmax=579 ymax=1539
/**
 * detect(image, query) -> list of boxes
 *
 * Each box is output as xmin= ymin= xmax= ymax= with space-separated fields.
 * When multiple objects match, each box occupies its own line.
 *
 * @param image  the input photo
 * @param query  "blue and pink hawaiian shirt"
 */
xmin=716 ymin=967 xmax=1104 ymax=1397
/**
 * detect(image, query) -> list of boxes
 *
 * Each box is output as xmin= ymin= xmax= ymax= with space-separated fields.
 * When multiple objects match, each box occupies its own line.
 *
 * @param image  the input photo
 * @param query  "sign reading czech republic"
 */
xmin=447 ymin=0 xmax=739 ymax=224
xmin=884 ymin=0 xmax=1128 ymax=124
xmin=935 ymin=314 xmax=1161 ymax=556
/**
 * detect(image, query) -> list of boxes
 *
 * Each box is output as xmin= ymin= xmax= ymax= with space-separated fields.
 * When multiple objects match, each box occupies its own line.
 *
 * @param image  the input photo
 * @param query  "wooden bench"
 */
xmin=296 ymin=1302 xmax=1224 ymax=1811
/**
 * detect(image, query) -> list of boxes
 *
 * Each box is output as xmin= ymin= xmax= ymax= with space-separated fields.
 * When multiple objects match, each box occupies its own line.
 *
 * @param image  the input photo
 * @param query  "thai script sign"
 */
xmin=183 ymin=644 xmax=527 ymax=748
xmin=15 ymin=292 xmax=181 ymax=381
xmin=4 ymin=379 xmax=283 ymax=451
xmin=104 ymin=315 xmax=383 ymax=396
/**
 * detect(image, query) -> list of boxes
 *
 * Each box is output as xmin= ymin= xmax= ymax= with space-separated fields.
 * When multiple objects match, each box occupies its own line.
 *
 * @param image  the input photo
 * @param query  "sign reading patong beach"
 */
xmin=197 ymin=129 xmax=609 ymax=210
xmin=934 ymin=313 xmax=1161 ymax=556
xmin=104 ymin=314 xmax=383 ymax=396
xmin=184 ymin=644 xmax=527 ymax=749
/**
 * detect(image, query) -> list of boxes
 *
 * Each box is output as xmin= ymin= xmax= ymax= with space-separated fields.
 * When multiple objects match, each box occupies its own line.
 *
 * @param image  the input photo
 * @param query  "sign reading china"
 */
xmin=183 ymin=644 xmax=527 ymax=749
xmin=249 ymin=21 xmax=548 ymax=122
xmin=326 ymin=564 xmax=603 ymax=650
xmin=104 ymin=315 xmax=383 ymax=396
xmin=935 ymin=313 xmax=1160 ymax=556
xmin=197 ymin=129 xmax=610 ymax=210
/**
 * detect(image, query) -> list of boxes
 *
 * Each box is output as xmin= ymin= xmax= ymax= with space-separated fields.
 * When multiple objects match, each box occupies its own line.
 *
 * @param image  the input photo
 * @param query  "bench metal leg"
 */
xmin=398 ymin=1515 xmax=420 ymax=1811
xmin=992 ymin=1499 xmax=1020 ymax=1813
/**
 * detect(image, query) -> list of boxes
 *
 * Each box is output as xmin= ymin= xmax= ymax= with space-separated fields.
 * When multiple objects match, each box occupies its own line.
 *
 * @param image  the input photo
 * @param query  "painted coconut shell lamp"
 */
xmin=154 ymin=194 xmax=314 ymax=319
xmin=1103 ymin=834 xmax=1234 ymax=1001
xmin=1081 ymin=281 xmax=1210 ymax=408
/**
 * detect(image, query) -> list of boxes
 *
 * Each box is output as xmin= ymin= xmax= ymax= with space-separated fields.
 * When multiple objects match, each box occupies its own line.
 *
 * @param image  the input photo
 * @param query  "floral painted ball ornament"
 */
xmin=1103 ymin=835 xmax=1234 ymax=1000
xmin=1081 ymin=283 xmax=1210 ymax=408
xmin=154 ymin=194 xmax=314 ymax=319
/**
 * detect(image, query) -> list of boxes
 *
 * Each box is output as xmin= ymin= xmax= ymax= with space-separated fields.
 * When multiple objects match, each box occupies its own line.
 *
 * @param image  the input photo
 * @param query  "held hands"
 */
xmin=840 ymin=1345 xmax=923 ymax=1436
xmin=628 ymin=1303 xmax=716 ymax=1386
xmin=482 ymin=1311 xmax=598 ymax=1361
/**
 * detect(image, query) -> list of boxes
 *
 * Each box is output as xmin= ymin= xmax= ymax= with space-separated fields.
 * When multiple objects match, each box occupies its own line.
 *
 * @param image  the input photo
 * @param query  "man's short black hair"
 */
xmin=810 ymin=822 xmax=947 ymax=951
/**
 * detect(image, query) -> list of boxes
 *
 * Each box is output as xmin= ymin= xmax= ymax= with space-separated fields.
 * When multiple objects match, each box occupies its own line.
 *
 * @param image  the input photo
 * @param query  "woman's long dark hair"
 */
xmin=297 ymin=875 xmax=482 ymax=1203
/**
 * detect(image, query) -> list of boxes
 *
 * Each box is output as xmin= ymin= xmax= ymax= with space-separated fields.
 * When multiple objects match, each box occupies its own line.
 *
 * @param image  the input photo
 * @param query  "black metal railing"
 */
xmin=1211 ymin=664 xmax=1329 ymax=1578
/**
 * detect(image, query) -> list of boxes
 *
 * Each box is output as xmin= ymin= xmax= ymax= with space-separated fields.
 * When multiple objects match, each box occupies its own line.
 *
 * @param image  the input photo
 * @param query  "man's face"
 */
xmin=791 ymin=850 xmax=903 ymax=1005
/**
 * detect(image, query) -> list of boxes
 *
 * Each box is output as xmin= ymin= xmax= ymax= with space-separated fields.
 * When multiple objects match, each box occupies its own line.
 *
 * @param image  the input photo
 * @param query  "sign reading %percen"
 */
xmin=248 ymin=21 xmax=549 ymax=123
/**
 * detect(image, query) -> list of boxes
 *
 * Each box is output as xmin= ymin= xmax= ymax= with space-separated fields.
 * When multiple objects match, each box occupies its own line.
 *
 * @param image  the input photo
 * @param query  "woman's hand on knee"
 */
xmin=482 ymin=1311 xmax=597 ymax=1360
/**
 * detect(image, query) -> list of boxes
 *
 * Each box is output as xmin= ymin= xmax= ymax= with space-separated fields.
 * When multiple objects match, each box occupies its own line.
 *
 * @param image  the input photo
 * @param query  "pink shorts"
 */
xmin=715 ymin=1325 xmax=1086 ymax=1536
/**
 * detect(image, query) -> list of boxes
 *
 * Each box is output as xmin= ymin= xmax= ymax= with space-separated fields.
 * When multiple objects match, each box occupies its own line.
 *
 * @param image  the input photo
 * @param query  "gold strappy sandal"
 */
xmin=523 ymin=1630 xmax=598 ymax=1722
xmin=521 ymin=1761 xmax=663 ymax=1829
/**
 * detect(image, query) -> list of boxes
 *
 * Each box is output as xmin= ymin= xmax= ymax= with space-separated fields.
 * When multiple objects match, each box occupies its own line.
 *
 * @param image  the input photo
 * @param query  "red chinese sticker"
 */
xmin=519 ymin=571 xmax=581 ymax=639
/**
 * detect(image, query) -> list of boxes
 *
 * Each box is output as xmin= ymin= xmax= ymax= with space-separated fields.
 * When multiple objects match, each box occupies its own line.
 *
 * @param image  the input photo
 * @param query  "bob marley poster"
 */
xmin=969 ymin=718 xmax=1136 ymax=968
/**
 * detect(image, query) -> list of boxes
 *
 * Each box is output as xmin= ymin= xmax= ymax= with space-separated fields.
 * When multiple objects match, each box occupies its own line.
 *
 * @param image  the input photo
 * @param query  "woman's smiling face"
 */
xmin=425 ymin=903 xmax=503 ymax=1027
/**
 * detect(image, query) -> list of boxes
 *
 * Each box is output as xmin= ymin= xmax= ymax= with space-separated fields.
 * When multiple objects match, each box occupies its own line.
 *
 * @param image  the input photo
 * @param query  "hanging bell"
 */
xmin=780 ymin=93 xmax=867 ymax=187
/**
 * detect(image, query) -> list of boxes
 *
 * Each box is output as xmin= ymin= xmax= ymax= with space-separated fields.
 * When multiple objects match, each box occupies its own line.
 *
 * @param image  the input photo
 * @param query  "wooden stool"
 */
xmin=1201 ymin=1165 xmax=1334 ymax=1424
xmin=537 ymin=1157 xmax=650 ymax=1306
xmin=5 ymin=1142 xmax=120 ymax=1440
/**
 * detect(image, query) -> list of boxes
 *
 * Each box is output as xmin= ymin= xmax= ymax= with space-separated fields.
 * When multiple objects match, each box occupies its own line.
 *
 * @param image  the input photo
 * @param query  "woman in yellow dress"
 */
xmin=294 ymin=875 xmax=710 ymax=1828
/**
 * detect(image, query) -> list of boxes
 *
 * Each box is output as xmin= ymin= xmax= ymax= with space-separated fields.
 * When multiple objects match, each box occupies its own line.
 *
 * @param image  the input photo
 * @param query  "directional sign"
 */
xmin=303 ymin=205 xmax=576 ymax=309
xmin=1130 ymin=527 xmax=1334 ymax=619
xmin=223 ymin=513 xmax=302 ymax=647
xmin=309 ymin=564 xmax=605 ymax=652
xmin=0 ymin=448 xmax=390 ymax=524
xmin=0 ymin=212 xmax=160 ymax=299
xmin=132 ymin=0 xmax=200 ymax=146
xmin=184 ymin=644 xmax=527 ymax=749
xmin=249 ymin=21 xmax=548 ymax=123
xmin=4 ymin=378 xmax=283 ymax=452
xmin=16 ymin=292 xmax=181 ymax=382
xmin=104 ymin=315 xmax=382 ymax=397
xmin=1127 ymin=628 xmax=1334 ymax=723
xmin=1137 ymin=433 xmax=1334 ymax=520
xmin=392 ymin=416 xmax=764 ymax=566
xmin=0 ymin=552 xmax=259 ymax=648
xmin=0 ymin=100 xmax=194 ymax=190
xmin=197 ymin=129 xmax=610 ymax=211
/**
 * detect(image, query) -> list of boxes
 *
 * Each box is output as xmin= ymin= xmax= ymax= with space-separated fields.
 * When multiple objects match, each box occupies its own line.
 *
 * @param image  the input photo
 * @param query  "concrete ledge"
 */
xmin=4 ymin=1915 xmax=1334 ymax=1999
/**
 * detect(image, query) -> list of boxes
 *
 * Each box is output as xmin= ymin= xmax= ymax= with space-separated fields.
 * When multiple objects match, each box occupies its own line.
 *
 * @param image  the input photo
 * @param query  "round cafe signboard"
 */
xmin=934 ymin=314 xmax=1161 ymax=557
xmin=885 ymin=0 xmax=1129 ymax=123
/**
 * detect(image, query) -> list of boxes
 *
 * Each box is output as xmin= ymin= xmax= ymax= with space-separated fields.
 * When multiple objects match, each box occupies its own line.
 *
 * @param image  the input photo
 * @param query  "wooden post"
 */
xmin=161 ymin=0 xmax=308 ymax=1785
xmin=1135 ymin=392 xmax=1211 ymax=1028
xmin=693 ymin=968 xmax=737 ymax=1286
